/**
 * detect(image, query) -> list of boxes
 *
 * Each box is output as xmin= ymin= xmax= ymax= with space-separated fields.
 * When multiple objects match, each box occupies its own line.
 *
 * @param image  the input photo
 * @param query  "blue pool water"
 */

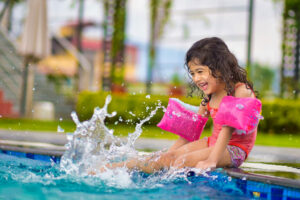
xmin=1 ymin=152 xmax=300 ymax=200
xmin=2 ymin=96 xmax=300 ymax=199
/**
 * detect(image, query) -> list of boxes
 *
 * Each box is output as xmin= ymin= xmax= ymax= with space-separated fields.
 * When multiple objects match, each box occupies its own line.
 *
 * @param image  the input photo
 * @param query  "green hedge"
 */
xmin=76 ymin=91 xmax=300 ymax=134
xmin=76 ymin=91 xmax=213 ymax=127
xmin=259 ymin=99 xmax=300 ymax=134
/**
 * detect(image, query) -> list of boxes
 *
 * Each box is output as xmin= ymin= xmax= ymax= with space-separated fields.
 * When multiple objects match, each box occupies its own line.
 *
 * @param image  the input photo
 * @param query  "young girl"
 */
xmin=93 ymin=37 xmax=260 ymax=174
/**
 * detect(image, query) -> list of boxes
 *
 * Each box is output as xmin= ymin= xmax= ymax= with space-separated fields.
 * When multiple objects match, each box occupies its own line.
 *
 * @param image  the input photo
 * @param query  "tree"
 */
xmin=251 ymin=63 xmax=275 ymax=97
xmin=102 ymin=0 xmax=127 ymax=92
xmin=146 ymin=0 xmax=172 ymax=94
xmin=111 ymin=0 xmax=126 ymax=92
xmin=0 ymin=0 xmax=23 ymax=32
xmin=279 ymin=0 xmax=300 ymax=99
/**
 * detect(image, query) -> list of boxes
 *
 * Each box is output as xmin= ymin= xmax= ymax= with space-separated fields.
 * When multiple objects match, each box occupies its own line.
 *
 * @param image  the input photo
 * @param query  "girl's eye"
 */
xmin=197 ymin=71 xmax=202 ymax=74
xmin=190 ymin=73 xmax=194 ymax=76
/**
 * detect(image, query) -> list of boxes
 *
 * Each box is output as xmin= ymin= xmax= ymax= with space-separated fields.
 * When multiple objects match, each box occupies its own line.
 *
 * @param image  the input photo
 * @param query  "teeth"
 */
xmin=198 ymin=82 xmax=207 ymax=90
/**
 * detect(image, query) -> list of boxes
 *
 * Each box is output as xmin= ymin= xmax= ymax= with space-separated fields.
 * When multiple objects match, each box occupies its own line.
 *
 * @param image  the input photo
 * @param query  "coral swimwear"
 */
xmin=206 ymin=83 xmax=257 ymax=167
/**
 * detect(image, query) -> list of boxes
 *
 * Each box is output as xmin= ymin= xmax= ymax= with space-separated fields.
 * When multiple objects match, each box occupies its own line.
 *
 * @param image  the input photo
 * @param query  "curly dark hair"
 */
xmin=185 ymin=37 xmax=256 ymax=105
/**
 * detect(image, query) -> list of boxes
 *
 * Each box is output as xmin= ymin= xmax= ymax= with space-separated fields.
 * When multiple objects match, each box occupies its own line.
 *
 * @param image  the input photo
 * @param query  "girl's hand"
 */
xmin=195 ymin=159 xmax=217 ymax=170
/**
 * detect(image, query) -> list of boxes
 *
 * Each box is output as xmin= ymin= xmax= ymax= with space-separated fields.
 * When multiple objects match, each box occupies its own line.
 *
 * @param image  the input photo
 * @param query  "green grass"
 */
xmin=0 ymin=118 xmax=300 ymax=148
xmin=0 ymin=118 xmax=76 ymax=133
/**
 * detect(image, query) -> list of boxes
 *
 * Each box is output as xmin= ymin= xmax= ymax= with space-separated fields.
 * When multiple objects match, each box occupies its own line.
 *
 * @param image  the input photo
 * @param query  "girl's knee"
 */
xmin=154 ymin=151 xmax=177 ymax=167
xmin=162 ymin=151 xmax=177 ymax=161
xmin=172 ymin=155 xmax=187 ymax=168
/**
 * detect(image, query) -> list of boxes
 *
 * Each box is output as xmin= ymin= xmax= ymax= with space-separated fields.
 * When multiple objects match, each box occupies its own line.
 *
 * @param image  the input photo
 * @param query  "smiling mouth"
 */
xmin=198 ymin=82 xmax=208 ymax=90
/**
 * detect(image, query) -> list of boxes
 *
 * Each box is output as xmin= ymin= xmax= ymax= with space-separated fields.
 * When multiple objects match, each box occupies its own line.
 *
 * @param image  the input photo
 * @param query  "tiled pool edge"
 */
xmin=0 ymin=140 xmax=63 ymax=163
xmin=0 ymin=140 xmax=65 ymax=156
xmin=225 ymin=168 xmax=300 ymax=189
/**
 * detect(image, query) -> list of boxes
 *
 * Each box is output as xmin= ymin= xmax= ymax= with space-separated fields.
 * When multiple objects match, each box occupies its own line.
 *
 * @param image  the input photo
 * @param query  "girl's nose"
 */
xmin=193 ymin=74 xmax=201 ymax=82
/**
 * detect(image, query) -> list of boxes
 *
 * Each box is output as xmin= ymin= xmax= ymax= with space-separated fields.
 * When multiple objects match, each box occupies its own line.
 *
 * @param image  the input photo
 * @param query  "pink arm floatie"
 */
xmin=214 ymin=96 xmax=263 ymax=135
xmin=157 ymin=98 xmax=208 ymax=142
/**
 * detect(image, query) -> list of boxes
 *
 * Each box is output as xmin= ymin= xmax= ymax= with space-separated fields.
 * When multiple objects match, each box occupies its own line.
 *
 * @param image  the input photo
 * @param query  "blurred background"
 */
xmin=0 ymin=0 xmax=299 ymax=138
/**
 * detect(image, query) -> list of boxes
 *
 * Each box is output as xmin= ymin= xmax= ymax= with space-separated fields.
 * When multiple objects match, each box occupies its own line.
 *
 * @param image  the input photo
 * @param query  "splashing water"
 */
xmin=60 ymin=95 xmax=163 ymax=180
xmin=57 ymin=125 xmax=64 ymax=133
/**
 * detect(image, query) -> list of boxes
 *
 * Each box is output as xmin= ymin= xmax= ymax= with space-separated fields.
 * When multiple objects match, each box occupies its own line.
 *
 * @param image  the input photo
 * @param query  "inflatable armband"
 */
xmin=157 ymin=98 xmax=208 ymax=141
xmin=214 ymin=96 xmax=262 ymax=135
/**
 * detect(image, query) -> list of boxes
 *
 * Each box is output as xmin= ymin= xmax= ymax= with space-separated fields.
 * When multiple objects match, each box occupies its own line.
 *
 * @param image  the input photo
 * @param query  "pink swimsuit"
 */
xmin=206 ymin=84 xmax=257 ymax=167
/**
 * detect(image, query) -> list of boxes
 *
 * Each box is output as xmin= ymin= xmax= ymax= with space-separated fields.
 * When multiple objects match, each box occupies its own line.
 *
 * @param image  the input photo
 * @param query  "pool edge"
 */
xmin=225 ymin=168 xmax=300 ymax=189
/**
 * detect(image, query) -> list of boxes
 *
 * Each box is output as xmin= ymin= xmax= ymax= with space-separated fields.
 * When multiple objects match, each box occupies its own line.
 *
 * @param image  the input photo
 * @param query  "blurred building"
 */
xmin=38 ymin=20 xmax=139 ymax=89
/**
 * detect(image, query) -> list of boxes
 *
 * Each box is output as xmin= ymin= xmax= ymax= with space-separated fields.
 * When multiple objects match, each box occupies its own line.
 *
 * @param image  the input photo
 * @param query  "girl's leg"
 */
xmin=122 ymin=138 xmax=209 ymax=173
xmin=168 ymin=137 xmax=209 ymax=153
xmin=172 ymin=147 xmax=212 ymax=168
xmin=170 ymin=137 xmax=209 ymax=158
xmin=173 ymin=146 xmax=232 ymax=169
xmin=93 ymin=138 xmax=209 ymax=174
xmin=98 ymin=151 xmax=173 ymax=174
xmin=168 ymin=137 xmax=190 ymax=152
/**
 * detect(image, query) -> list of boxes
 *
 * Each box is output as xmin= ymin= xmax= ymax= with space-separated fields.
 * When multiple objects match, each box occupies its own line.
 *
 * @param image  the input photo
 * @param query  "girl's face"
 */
xmin=188 ymin=61 xmax=224 ymax=95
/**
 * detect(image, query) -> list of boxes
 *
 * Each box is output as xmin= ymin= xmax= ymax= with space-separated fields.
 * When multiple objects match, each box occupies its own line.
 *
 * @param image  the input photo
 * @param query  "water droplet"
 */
xmin=192 ymin=115 xmax=198 ymax=121
xmin=66 ymin=132 xmax=73 ymax=141
xmin=114 ymin=121 xmax=119 ymax=125
xmin=146 ymin=95 xmax=150 ymax=99
xmin=32 ymin=87 xmax=35 ymax=91
xmin=228 ymin=177 xmax=232 ymax=181
xmin=105 ymin=95 xmax=112 ymax=104
xmin=71 ymin=111 xmax=81 ymax=126
xmin=59 ymin=117 xmax=63 ymax=121
xmin=236 ymin=104 xmax=244 ymax=110
xmin=32 ymin=109 xmax=34 ymax=113
xmin=129 ymin=111 xmax=136 ymax=116
xmin=57 ymin=125 xmax=64 ymax=133
xmin=111 ymin=111 xmax=117 ymax=117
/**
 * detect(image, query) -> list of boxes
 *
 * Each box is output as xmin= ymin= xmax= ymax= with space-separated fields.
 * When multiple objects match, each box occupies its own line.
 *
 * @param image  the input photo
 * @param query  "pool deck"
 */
xmin=1 ymin=129 xmax=299 ymax=163
xmin=1 ymin=129 xmax=300 ymax=189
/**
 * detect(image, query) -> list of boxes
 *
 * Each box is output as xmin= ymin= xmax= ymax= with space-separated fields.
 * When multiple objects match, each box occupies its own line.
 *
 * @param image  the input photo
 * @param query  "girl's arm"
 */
xmin=168 ymin=103 xmax=208 ymax=152
xmin=196 ymin=85 xmax=254 ymax=169
xmin=168 ymin=137 xmax=189 ymax=152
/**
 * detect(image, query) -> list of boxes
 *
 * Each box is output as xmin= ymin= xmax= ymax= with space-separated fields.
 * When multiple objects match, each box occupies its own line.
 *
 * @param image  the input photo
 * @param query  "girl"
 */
xmin=94 ymin=37 xmax=259 ymax=174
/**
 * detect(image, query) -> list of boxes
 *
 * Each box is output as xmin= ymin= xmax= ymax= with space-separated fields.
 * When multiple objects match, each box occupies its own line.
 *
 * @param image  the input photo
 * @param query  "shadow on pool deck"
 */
xmin=0 ymin=129 xmax=300 ymax=186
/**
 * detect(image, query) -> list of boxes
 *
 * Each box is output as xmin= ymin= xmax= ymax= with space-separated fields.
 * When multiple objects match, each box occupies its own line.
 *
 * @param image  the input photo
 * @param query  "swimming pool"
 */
xmin=0 ymin=150 xmax=300 ymax=200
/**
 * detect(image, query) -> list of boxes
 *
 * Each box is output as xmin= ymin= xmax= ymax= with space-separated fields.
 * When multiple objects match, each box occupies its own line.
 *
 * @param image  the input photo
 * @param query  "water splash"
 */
xmin=58 ymin=95 xmax=223 ymax=189
xmin=236 ymin=104 xmax=244 ymax=110
xmin=60 ymin=95 xmax=163 ymax=178
xmin=57 ymin=126 xmax=64 ymax=133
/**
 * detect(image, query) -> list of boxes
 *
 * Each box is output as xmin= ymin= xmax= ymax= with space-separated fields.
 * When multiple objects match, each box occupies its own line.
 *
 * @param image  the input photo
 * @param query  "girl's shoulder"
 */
xmin=234 ymin=82 xmax=255 ymax=98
